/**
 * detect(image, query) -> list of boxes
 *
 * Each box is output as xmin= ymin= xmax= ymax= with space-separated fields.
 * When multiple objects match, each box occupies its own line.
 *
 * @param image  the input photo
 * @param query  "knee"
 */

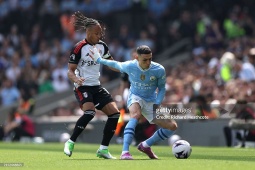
xmin=108 ymin=112 xmax=120 ymax=118
xmin=130 ymin=113 xmax=141 ymax=120
xmin=168 ymin=122 xmax=178 ymax=131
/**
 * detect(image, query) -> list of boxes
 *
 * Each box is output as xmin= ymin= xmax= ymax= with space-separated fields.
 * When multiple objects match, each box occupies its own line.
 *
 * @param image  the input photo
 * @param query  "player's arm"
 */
xmin=90 ymin=47 xmax=123 ymax=71
xmin=155 ymin=69 xmax=166 ymax=105
xmin=103 ymin=56 xmax=120 ymax=72
xmin=98 ymin=58 xmax=123 ymax=71
xmin=67 ymin=47 xmax=85 ymax=86
xmin=101 ymin=42 xmax=120 ymax=72
xmin=67 ymin=63 xmax=84 ymax=86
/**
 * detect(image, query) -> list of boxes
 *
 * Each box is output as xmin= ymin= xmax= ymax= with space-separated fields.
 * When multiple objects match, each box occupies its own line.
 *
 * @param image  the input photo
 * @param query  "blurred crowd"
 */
xmin=0 ymin=0 xmax=174 ymax=107
xmin=0 ymin=0 xmax=255 ymax=120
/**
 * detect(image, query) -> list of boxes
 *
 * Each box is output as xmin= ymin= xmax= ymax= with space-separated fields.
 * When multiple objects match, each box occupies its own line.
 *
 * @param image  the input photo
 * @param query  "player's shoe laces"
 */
xmin=120 ymin=152 xmax=133 ymax=160
xmin=96 ymin=149 xmax=116 ymax=159
xmin=137 ymin=143 xmax=158 ymax=159
xmin=64 ymin=141 xmax=74 ymax=157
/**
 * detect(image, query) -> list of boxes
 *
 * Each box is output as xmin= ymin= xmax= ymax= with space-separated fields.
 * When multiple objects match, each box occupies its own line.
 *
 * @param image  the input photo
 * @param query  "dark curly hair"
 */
xmin=72 ymin=11 xmax=105 ymax=38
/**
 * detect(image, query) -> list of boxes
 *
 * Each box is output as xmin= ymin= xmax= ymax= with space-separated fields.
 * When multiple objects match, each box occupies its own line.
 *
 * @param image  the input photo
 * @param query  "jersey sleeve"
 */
xmin=69 ymin=46 xmax=82 ymax=64
xmin=155 ymin=67 xmax=166 ymax=104
xmin=99 ymin=41 xmax=111 ymax=59
xmin=98 ymin=58 xmax=130 ymax=73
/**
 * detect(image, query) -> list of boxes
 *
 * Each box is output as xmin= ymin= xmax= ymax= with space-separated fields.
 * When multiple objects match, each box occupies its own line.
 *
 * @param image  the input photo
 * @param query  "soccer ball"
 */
xmin=172 ymin=140 xmax=192 ymax=159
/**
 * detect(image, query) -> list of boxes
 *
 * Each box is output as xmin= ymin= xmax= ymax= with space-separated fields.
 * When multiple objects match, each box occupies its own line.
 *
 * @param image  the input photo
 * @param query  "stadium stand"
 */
xmin=1 ymin=0 xmax=255 ymax=146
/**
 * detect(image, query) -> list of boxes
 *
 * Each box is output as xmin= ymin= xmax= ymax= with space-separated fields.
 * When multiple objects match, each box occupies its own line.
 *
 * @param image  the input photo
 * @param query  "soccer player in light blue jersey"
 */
xmin=90 ymin=45 xmax=178 ymax=160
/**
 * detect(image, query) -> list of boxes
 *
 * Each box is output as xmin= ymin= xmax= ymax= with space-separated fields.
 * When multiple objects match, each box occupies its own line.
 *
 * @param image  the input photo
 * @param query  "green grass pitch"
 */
xmin=0 ymin=142 xmax=254 ymax=170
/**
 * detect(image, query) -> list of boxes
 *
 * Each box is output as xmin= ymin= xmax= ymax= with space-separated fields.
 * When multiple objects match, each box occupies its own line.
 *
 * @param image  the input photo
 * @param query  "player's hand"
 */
xmin=75 ymin=77 xmax=85 ymax=86
xmin=89 ymin=46 xmax=101 ymax=62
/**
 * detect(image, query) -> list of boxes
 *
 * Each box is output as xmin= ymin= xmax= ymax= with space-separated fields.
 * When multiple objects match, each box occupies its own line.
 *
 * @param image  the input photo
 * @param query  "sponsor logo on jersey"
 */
xmin=130 ymin=80 xmax=155 ymax=90
xmin=81 ymin=60 xmax=97 ymax=66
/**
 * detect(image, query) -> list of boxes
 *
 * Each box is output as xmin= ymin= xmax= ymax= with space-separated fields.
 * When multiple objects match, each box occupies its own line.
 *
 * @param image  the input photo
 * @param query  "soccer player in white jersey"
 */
xmin=90 ymin=45 xmax=178 ymax=160
xmin=64 ymin=11 xmax=120 ymax=159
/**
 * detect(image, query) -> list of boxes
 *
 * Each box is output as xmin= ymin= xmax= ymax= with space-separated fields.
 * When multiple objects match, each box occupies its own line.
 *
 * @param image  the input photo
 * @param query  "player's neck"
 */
xmin=85 ymin=38 xmax=94 ymax=45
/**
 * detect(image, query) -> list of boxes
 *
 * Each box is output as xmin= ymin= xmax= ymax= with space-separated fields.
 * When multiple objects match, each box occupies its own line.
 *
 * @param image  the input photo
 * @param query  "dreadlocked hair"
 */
xmin=72 ymin=11 xmax=106 ymax=38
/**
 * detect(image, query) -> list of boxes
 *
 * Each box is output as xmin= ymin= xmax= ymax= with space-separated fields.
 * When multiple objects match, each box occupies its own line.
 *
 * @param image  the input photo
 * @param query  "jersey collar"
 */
xmin=136 ymin=60 xmax=152 ymax=72
xmin=85 ymin=39 xmax=93 ymax=45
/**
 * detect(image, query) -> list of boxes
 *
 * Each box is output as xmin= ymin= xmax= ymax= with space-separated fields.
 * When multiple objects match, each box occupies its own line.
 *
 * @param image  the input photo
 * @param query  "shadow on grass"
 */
xmin=64 ymin=159 xmax=160 ymax=161
xmin=1 ymin=144 xmax=97 ymax=153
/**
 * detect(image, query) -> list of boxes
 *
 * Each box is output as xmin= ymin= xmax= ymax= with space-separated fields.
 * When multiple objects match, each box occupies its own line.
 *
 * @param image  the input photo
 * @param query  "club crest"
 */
xmin=140 ymin=74 xmax=145 ymax=81
xmin=150 ymin=76 xmax=156 ymax=81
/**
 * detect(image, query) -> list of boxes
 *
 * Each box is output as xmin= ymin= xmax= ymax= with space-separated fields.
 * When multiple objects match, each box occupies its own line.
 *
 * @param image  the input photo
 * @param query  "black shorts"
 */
xmin=74 ymin=85 xmax=114 ymax=110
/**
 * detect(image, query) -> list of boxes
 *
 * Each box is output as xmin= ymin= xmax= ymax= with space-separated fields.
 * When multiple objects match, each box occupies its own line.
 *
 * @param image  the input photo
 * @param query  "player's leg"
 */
xmin=64 ymin=102 xmax=95 ymax=157
xmin=64 ymin=87 xmax=95 ymax=157
xmin=137 ymin=103 xmax=177 ymax=159
xmin=94 ymin=86 xmax=120 ymax=159
xmin=137 ymin=118 xmax=177 ymax=159
xmin=144 ymin=118 xmax=177 ymax=146
xmin=120 ymin=102 xmax=142 ymax=160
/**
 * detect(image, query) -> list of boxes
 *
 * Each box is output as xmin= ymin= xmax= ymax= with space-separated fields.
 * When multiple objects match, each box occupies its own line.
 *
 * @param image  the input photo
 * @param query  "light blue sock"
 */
xmin=122 ymin=118 xmax=138 ymax=151
xmin=145 ymin=128 xmax=175 ymax=147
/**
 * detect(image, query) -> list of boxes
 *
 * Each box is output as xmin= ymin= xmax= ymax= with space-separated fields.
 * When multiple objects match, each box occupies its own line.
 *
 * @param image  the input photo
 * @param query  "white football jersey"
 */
xmin=69 ymin=39 xmax=111 ymax=86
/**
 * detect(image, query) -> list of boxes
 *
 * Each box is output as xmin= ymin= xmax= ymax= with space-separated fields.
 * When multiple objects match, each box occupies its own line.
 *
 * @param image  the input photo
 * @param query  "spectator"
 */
xmin=60 ymin=0 xmax=77 ymax=12
xmin=38 ymin=71 xmax=54 ymax=94
xmin=5 ymin=52 xmax=21 ymax=83
xmin=234 ymin=60 xmax=255 ymax=82
xmin=219 ymin=52 xmax=236 ymax=83
xmin=0 ymin=79 xmax=20 ymax=106
xmin=147 ymin=0 xmax=171 ymax=19
xmin=223 ymin=11 xmax=245 ymax=39
xmin=224 ymin=100 xmax=255 ymax=147
xmin=52 ymin=75 xmax=70 ymax=93
xmin=96 ymin=0 xmax=114 ymax=16
xmin=189 ymin=95 xmax=218 ymax=119
xmin=78 ymin=0 xmax=97 ymax=16
xmin=248 ymin=48 xmax=255 ymax=66
xmin=0 ymin=0 xmax=9 ymax=18
xmin=135 ymin=30 xmax=155 ymax=52
xmin=0 ymin=107 xmax=35 ymax=141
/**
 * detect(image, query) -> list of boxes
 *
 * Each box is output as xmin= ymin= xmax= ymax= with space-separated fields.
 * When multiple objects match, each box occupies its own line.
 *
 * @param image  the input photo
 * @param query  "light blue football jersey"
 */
xmin=99 ymin=59 xmax=166 ymax=104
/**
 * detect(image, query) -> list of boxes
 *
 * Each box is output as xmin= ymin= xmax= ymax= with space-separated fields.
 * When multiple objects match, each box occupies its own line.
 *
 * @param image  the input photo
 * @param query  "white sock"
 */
xmin=122 ymin=151 xmax=129 ymax=155
xmin=68 ymin=139 xmax=74 ymax=143
xmin=142 ymin=141 xmax=149 ymax=148
xmin=99 ymin=145 xmax=108 ymax=150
